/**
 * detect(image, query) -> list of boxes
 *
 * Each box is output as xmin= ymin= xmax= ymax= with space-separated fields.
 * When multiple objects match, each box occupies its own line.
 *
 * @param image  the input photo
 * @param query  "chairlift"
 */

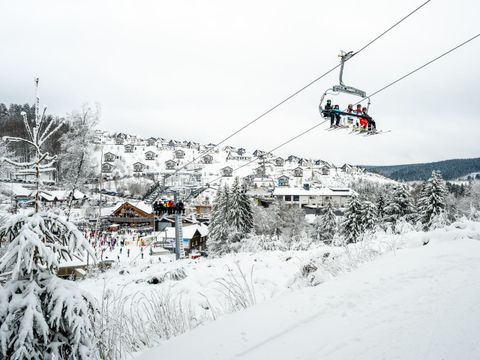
xmin=319 ymin=51 xmax=371 ymax=116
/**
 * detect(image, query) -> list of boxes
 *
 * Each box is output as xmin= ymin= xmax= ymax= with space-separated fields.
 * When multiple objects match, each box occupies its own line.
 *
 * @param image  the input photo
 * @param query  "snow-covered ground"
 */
xmin=75 ymin=220 xmax=480 ymax=359
xmin=133 ymin=221 xmax=480 ymax=360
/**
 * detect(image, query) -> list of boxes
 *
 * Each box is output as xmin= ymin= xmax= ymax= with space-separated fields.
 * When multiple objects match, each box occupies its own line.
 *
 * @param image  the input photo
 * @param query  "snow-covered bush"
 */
xmin=216 ymin=263 xmax=256 ymax=312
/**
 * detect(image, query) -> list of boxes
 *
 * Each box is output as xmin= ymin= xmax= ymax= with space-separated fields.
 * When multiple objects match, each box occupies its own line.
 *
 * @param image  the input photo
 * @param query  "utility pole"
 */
xmin=173 ymin=191 xmax=185 ymax=260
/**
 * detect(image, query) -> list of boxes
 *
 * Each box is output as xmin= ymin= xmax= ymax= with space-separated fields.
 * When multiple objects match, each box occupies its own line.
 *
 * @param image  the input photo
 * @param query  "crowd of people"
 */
xmin=323 ymin=99 xmax=376 ymax=131
xmin=153 ymin=199 xmax=185 ymax=215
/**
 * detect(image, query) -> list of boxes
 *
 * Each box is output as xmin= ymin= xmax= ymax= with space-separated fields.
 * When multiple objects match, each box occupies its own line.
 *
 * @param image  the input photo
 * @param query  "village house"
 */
xmin=175 ymin=149 xmax=185 ymax=159
xmin=124 ymin=144 xmax=134 ymax=153
xmin=277 ymin=175 xmax=290 ymax=187
xmin=147 ymin=137 xmax=157 ymax=146
xmin=165 ymin=159 xmax=176 ymax=170
xmin=272 ymin=187 xmax=355 ymax=208
xmin=287 ymin=155 xmax=300 ymax=163
xmin=274 ymin=157 xmax=285 ymax=167
xmin=255 ymin=166 xmax=266 ymax=178
xmin=133 ymin=162 xmax=148 ymax=173
xmin=237 ymin=148 xmax=246 ymax=156
xmin=161 ymin=224 xmax=209 ymax=254
xmin=101 ymin=163 xmax=113 ymax=173
xmin=293 ymin=167 xmax=304 ymax=177
xmin=227 ymin=152 xmax=252 ymax=161
xmin=221 ymin=166 xmax=233 ymax=177
xmin=253 ymin=150 xmax=266 ymax=158
xmin=145 ymin=150 xmax=157 ymax=160
xmin=104 ymin=152 xmax=117 ymax=162
xmin=203 ymin=154 xmax=213 ymax=164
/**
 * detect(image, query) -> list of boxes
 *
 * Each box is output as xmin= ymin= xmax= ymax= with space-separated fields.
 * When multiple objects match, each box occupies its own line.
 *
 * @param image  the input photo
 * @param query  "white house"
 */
xmin=272 ymin=187 xmax=355 ymax=208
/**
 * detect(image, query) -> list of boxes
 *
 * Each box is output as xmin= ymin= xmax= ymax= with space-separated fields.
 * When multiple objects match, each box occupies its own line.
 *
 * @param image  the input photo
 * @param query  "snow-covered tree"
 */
xmin=0 ymin=138 xmax=15 ymax=179
xmin=361 ymin=200 xmax=378 ymax=232
xmin=227 ymin=177 xmax=253 ymax=236
xmin=383 ymin=185 xmax=417 ymax=228
xmin=0 ymin=79 xmax=98 ymax=359
xmin=342 ymin=196 xmax=363 ymax=244
xmin=317 ymin=202 xmax=337 ymax=245
xmin=59 ymin=103 xmax=100 ymax=219
xmin=2 ymin=78 xmax=64 ymax=213
xmin=417 ymin=170 xmax=448 ymax=230
xmin=0 ymin=212 xmax=97 ymax=359
xmin=208 ymin=185 xmax=231 ymax=256
xmin=376 ymin=193 xmax=386 ymax=221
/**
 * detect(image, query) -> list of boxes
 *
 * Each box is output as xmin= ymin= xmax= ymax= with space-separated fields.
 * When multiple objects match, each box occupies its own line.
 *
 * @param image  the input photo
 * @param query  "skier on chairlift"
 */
xmin=361 ymin=107 xmax=376 ymax=132
xmin=333 ymin=104 xmax=342 ymax=127
xmin=323 ymin=99 xmax=336 ymax=126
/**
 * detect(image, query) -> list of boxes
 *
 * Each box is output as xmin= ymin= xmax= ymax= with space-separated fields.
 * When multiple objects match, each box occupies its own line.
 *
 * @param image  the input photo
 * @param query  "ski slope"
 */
xmin=139 ymin=223 xmax=480 ymax=360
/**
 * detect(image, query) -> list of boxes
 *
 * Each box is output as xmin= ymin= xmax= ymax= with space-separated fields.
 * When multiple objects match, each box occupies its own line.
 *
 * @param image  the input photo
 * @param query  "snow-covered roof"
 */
xmin=272 ymin=187 xmax=355 ymax=196
xmin=164 ymin=224 xmax=209 ymax=240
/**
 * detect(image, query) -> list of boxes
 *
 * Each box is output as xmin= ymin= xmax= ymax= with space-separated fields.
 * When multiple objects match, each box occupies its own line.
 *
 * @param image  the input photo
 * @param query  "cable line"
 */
xmin=168 ymin=0 xmax=431 ymax=177
xmin=206 ymin=33 xmax=480 ymax=185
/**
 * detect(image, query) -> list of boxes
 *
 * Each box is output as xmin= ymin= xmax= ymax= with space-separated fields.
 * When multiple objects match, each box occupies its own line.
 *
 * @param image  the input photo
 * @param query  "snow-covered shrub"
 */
xmin=96 ymin=287 xmax=203 ymax=359
xmin=216 ymin=263 xmax=256 ymax=312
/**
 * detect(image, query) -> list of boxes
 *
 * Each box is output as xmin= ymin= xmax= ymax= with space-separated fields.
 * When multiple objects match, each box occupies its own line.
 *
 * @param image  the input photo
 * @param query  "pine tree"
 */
xmin=342 ymin=196 xmax=364 ymax=244
xmin=376 ymin=193 xmax=386 ymax=220
xmin=362 ymin=200 xmax=378 ymax=232
xmin=417 ymin=170 xmax=448 ymax=230
xmin=383 ymin=185 xmax=416 ymax=227
xmin=227 ymin=177 xmax=253 ymax=236
xmin=0 ymin=213 xmax=97 ymax=359
xmin=320 ymin=201 xmax=337 ymax=245
xmin=208 ymin=185 xmax=230 ymax=256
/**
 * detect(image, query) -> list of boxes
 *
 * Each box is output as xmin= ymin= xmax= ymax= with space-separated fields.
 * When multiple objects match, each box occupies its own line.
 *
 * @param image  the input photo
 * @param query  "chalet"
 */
xmin=147 ymin=137 xmax=157 ymax=146
xmin=175 ymin=149 xmax=185 ymax=159
xmin=277 ymin=175 xmax=290 ymax=187
xmin=223 ymin=145 xmax=234 ymax=152
xmin=298 ymin=159 xmax=311 ymax=167
xmin=221 ymin=166 xmax=233 ymax=177
xmin=101 ymin=163 xmax=113 ymax=173
xmin=272 ymin=187 xmax=355 ymax=208
xmin=293 ymin=167 xmax=304 ymax=177
xmin=287 ymin=155 xmax=300 ymax=163
xmin=165 ymin=160 xmax=176 ymax=170
xmin=115 ymin=134 xmax=126 ymax=145
xmin=124 ymin=144 xmax=134 ymax=153
xmin=162 ymin=224 xmax=209 ymax=254
xmin=341 ymin=164 xmax=354 ymax=173
xmin=145 ymin=151 xmax=157 ymax=160
xmin=274 ymin=157 xmax=285 ymax=167
xmin=203 ymin=154 xmax=213 ymax=164
xmin=237 ymin=148 xmax=246 ymax=156
xmin=133 ymin=162 xmax=148 ymax=173
xmin=320 ymin=166 xmax=330 ymax=176
xmin=255 ymin=166 xmax=266 ymax=177
xmin=104 ymin=152 xmax=117 ymax=162
xmin=253 ymin=150 xmax=266 ymax=158
xmin=168 ymin=140 xmax=177 ymax=148
xmin=104 ymin=201 xmax=154 ymax=228
xmin=227 ymin=152 xmax=252 ymax=161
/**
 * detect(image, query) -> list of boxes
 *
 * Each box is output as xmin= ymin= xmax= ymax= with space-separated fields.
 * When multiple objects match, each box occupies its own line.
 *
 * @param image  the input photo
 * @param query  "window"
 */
xmin=285 ymin=195 xmax=291 ymax=201
xmin=293 ymin=195 xmax=300 ymax=202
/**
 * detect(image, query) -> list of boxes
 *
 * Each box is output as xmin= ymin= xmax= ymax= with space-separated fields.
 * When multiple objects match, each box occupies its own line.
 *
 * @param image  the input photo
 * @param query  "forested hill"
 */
xmin=362 ymin=157 xmax=480 ymax=181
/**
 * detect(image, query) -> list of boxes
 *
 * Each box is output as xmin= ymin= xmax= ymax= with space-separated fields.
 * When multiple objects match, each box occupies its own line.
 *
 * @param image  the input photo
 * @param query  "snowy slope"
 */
xmin=139 ymin=222 xmax=480 ymax=360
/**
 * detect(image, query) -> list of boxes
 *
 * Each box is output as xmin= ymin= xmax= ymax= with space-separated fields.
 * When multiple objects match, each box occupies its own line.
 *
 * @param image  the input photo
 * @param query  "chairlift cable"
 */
xmin=207 ymin=33 xmax=480 ymax=184
xmin=168 ymin=0 xmax=431 ymax=177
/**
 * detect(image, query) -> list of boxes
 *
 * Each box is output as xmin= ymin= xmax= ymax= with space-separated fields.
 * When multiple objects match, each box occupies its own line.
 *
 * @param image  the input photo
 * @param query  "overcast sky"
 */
xmin=1 ymin=0 xmax=479 ymax=166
